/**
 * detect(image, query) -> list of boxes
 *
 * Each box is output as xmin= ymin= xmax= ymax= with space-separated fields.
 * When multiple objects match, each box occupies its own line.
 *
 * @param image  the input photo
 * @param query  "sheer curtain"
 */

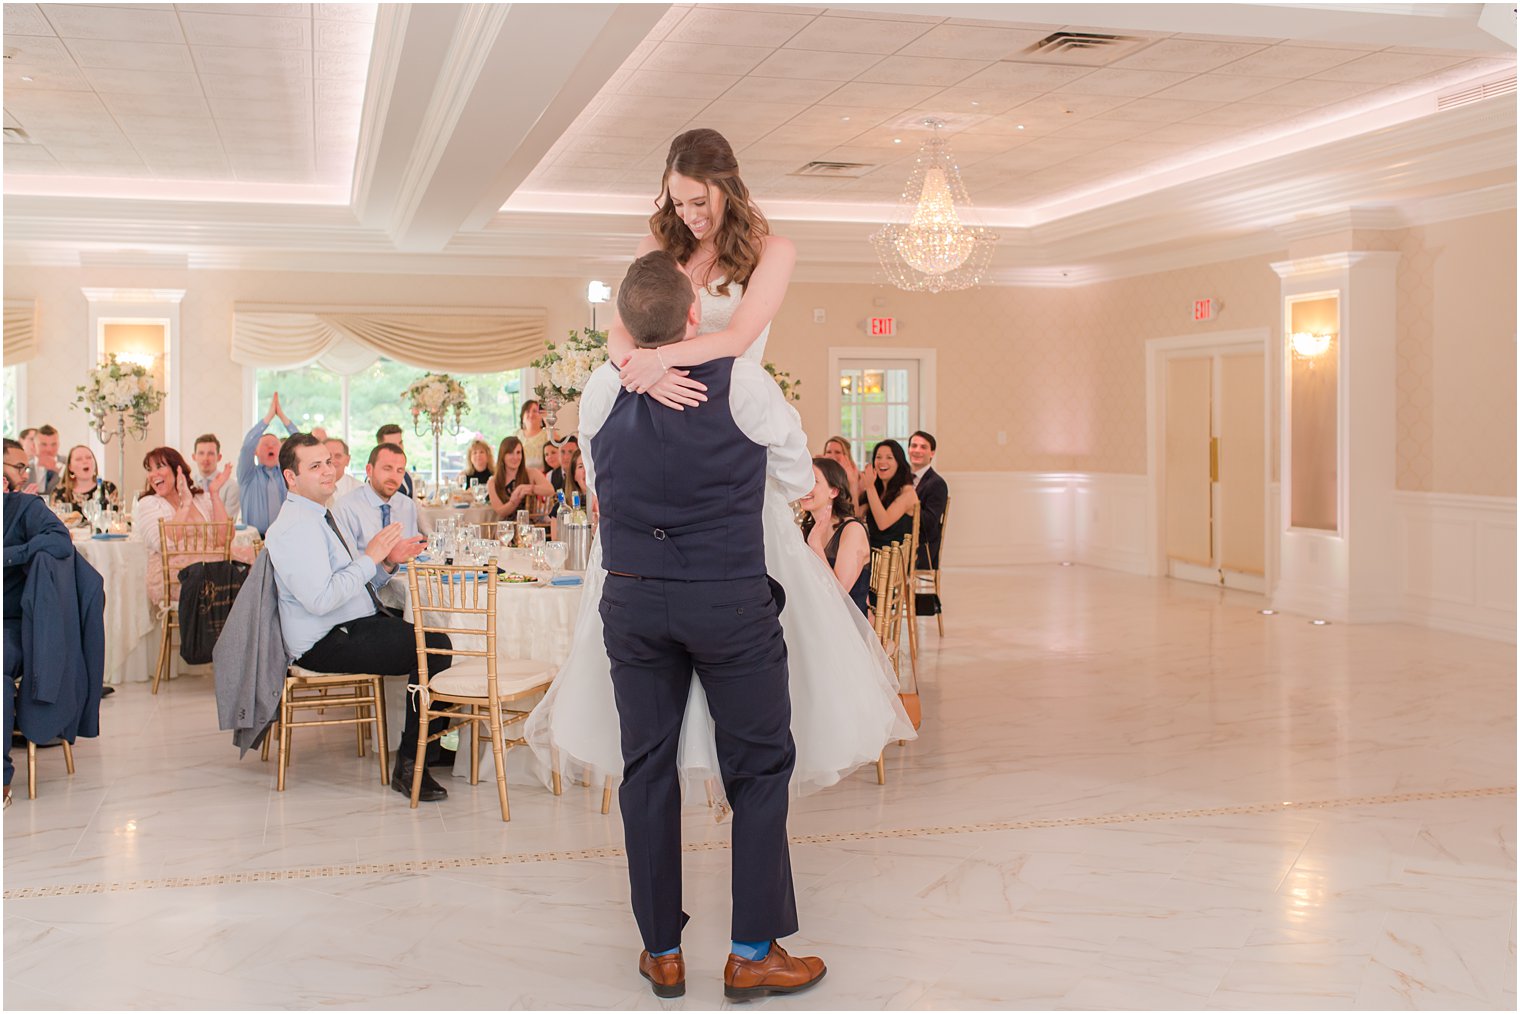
xmin=4 ymin=298 xmax=37 ymax=364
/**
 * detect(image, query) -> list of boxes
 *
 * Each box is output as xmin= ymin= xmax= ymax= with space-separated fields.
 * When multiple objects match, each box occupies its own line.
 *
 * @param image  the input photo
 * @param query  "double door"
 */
xmin=1164 ymin=352 xmax=1266 ymax=592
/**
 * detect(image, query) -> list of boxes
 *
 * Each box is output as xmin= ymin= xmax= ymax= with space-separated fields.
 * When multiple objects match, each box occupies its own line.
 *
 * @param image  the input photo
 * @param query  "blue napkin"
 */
xmin=91 ymin=533 xmax=128 ymax=541
xmin=549 ymin=575 xmax=582 ymax=587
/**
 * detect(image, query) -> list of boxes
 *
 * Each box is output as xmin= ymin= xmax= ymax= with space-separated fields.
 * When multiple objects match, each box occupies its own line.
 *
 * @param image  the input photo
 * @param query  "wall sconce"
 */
xmin=117 ymin=351 xmax=156 ymax=369
xmin=587 ymin=280 xmax=611 ymax=330
xmin=1289 ymin=331 xmax=1335 ymax=360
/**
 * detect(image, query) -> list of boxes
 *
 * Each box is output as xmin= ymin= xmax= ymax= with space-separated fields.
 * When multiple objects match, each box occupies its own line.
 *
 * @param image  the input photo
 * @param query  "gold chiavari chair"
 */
xmin=914 ymin=496 xmax=949 ymax=636
xmin=479 ymin=520 xmax=502 ymax=542
xmin=895 ymin=505 xmax=921 ymax=680
xmin=153 ymin=519 xmax=234 ymax=694
xmin=406 ymin=562 xmax=557 ymax=820
xmin=275 ymin=666 xmax=389 ymax=790
xmin=868 ymin=542 xmax=913 ymax=784
xmin=22 ymin=738 xmax=75 ymax=800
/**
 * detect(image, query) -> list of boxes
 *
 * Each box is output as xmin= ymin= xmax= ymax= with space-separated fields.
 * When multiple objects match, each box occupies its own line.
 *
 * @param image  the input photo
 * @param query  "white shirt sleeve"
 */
xmin=576 ymin=363 xmax=622 ymax=495
xmin=728 ymin=359 xmax=814 ymax=502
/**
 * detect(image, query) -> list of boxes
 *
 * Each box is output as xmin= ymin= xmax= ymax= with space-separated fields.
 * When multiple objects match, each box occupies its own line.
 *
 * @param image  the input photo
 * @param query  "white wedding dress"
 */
xmin=525 ymin=283 xmax=917 ymax=808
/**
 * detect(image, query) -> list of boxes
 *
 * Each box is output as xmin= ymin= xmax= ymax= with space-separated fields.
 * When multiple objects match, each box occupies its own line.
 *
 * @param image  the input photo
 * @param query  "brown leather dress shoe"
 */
xmin=639 ymin=950 xmax=685 ymax=999
xmin=723 ymin=942 xmax=826 ymax=1001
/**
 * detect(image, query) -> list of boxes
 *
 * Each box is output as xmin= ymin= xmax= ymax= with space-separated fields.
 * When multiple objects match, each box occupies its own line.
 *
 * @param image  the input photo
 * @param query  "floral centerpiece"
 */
xmin=764 ymin=361 xmax=802 ymax=404
xmin=531 ymin=327 xmax=609 ymax=428
xmin=73 ymin=354 xmax=165 ymax=435
xmin=403 ymin=373 xmax=470 ymax=499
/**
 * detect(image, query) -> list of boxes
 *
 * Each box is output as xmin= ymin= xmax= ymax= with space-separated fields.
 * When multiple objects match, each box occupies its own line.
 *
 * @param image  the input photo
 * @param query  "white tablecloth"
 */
xmin=396 ymin=574 xmax=585 ymax=779
xmin=417 ymin=504 xmax=498 ymax=534
xmin=75 ymin=536 xmax=156 ymax=686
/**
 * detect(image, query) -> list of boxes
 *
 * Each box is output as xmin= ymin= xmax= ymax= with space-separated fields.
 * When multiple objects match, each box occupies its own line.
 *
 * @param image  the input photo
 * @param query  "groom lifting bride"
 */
xmin=576 ymin=250 xmax=827 ymax=1000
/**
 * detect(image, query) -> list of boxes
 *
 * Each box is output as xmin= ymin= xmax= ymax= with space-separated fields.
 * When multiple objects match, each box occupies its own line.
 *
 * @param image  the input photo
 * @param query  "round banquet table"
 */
xmin=74 ymin=534 xmax=156 ymax=686
xmin=395 ymin=572 xmax=584 ymax=780
xmin=417 ymin=503 xmax=499 ymax=534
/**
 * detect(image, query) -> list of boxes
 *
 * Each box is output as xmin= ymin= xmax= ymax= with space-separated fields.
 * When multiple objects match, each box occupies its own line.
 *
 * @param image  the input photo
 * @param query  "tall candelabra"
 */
xmin=414 ymin=409 xmax=463 ymax=500
xmin=92 ymin=410 xmax=144 ymax=495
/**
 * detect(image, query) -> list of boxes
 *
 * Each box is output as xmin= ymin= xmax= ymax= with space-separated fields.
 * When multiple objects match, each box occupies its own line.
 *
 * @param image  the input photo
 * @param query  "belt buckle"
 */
xmin=652 ymin=528 xmax=666 ymax=541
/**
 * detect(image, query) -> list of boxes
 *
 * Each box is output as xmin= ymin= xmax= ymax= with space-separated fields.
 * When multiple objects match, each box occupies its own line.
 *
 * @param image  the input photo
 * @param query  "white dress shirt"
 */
xmin=264 ymin=492 xmax=390 ymax=660
xmin=577 ymin=359 xmax=813 ymax=503
xmin=324 ymin=472 xmax=363 ymax=508
xmin=330 ymin=482 xmax=421 ymax=590
xmin=196 ymin=469 xmax=241 ymax=521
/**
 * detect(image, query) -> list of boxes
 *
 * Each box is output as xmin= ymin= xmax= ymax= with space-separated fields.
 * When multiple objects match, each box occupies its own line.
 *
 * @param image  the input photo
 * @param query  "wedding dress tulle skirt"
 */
xmin=525 ymin=480 xmax=917 ymax=804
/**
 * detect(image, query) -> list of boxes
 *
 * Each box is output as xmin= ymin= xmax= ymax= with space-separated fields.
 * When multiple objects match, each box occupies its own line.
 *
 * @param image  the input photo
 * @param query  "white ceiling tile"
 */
xmin=1183 ymin=102 xmax=1297 ymax=127
xmin=315 ymin=78 xmax=365 ymax=104
xmin=1248 ymin=78 xmax=1381 ymax=106
xmin=853 ymin=55 xmax=989 ymax=87
xmin=572 ymin=112 xmax=689 ymax=140
xmin=922 ymin=87 xmax=1037 ymax=116
xmin=814 ymin=81 xmax=941 ymax=107
xmin=62 ymin=37 xmax=193 ymax=72
xmin=1059 ymin=68 xmax=1192 ymax=98
xmin=642 ymin=5 xmax=692 ymax=43
xmin=314 ymin=17 xmax=373 ymax=53
xmin=621 ymin=68 xmax=740 ymax=101
xmin=639 ymin=41 xmax=773 ymax=77
xmin=1214 ymin=44 xmax=1363 ymax=78
xmin=561 ymin=134 xmax=662 ymax=157
xmin=694 ymin=98 xmax=805 ymax=127
xmin=4 ymin=62 xmax=89 ymax=90
xmin=1007 ymin=92 xmax=1133 ymax=119
xmin=5 ymin=3 xmax=54 ymax=36
xmin=229 ymin=118 xmax=314 ymax=142
xmin=956 ymin=62 xmax=1096 ymax=92
xmin=39 ymin=3 xmax=184 ymax=42
xmin=1092 ymin=97 xmax=1222 ymax=123
xmin=1139 ymin=121 xmax=1234 ymax=146
xmin=596 ymin=92 xmax=709 ymax=122
xmin=192 ymin=44 xmax=313 ymax=77
xmin=1287 ymin=38 xmax=1383 ymax=51
xmin=200 ymin=73 xmax=312 ymax=101
xmin=1048 ymin=117 xmax=1150 ymax=142
xmin=756 ymin=121 xmax=867 ymax=147
xmin=313 ymin=3 xmax=375 ymax=21
xmin=208 ymin=95 xmax=310 ymax=123
xmin=720 ymin=76 xmax=840 ymax=104
xmin=782 ymin=15 xmax=934 ymax=55
xmin=1313 ymin=51 xmax=1470 ymax=84
xmin=45 ymin=144 xmax=142 ymax=163
xmin=30 ymin=125 xmax=131 ymax=149
xmin=785 ymin=103 xmax=900 ymax=129
xmin=313 ymin=49 xmax=369 ymax=80
xmin=112 ymin=114 xmax=218 ymax=140
xmin=667 ymin=7 xmax=815 ymax=48
xmin=100 ymin=90 xmax=211 ymax=118
xmin=178 ymin=11 xmax=310 ymax=49
xmin=1112 ymin=139 xmax=1191 ymax=162
xmin=2 ymin=145 xmax=61 ymax=165
xmin=82 ymin=67 xmax=200 ymax=96
xmin=897 ymin=25 xmax=1051 ymax=61
xmin=1111 ymin=38 xmax=1266 ymax=74
xmin=4 ymin=33 xmax=70 ymax=66
xmin=1148 ymin=73 xmax=1284 ymax=103
xmin=750 ymin=48 xmax=881 ymax=81
xmin=175 ymin=4 xmax=311 ymax=16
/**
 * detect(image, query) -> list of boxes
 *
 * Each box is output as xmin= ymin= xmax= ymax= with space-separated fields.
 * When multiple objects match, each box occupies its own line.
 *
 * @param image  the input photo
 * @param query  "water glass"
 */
xmin=542 ymin=541 xmax=568 ymax=580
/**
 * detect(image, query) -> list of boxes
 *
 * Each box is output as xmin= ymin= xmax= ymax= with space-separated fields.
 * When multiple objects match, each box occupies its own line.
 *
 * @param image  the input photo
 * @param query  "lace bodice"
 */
xmin=696 ymin=280 xmax=769 ymax=363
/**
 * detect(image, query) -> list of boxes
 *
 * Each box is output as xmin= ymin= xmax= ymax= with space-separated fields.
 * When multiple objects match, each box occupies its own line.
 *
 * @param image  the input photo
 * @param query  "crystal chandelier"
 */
xmin=871 ymin=118 xmax=997 ymax=294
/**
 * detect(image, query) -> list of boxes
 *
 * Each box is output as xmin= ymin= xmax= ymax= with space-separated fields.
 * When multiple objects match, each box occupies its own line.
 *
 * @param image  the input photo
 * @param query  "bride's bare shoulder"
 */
xmin=635 ymin=233 xmax=662 ymax=257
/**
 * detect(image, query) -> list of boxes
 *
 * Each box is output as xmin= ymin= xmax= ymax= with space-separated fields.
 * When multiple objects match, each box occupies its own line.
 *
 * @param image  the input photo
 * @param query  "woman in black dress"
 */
xmin=860 ymin=438 xmax=918 ymax=550
xmin=801 ymin=457 xmax=870 ymax=615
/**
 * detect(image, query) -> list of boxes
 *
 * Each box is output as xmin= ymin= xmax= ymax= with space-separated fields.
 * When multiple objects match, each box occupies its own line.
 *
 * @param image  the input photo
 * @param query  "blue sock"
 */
xmin=649 ymin=946 xmax=680 ymax=957
xmin=731 ymin=939 xmax=771 ymax=961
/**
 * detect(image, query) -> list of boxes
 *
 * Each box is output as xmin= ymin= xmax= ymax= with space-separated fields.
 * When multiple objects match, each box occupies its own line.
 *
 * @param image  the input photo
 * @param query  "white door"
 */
xmin=836 ymin=359 xmax=920 ymax=468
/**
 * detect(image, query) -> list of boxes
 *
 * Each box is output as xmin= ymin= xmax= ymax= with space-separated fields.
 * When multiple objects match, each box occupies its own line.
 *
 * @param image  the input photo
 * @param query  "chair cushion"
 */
xmin=426 ymin=658 xmax=556 ymax=699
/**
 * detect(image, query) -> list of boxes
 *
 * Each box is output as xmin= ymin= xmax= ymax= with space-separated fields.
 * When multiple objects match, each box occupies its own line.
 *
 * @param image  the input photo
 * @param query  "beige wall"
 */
xmin=6 ymin=206 xmax=1514 ymax=497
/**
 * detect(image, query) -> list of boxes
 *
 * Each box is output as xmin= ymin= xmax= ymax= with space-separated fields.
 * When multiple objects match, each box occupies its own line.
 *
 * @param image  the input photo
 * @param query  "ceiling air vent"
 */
xmin=791 ymin=161 xmax=873 ymax=178
xmin=1019 ymin=30 xmax=1148 ymax=66
xmin=1437 ymin=73 xmax=1516 ymax=111
xmin=3 ymin=127 xmax=31 ymax=144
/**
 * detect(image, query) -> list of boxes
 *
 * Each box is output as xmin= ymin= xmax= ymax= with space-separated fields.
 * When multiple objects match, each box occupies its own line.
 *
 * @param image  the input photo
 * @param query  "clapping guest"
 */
xmin=822 ymin=435 xmax=863 ymax=503
xmin=906 ymin=431 xmax=947 ymax=570
xmin=240 ymin=393 xmax=299 ymax=536
xmin=132 ymin=447 xmax=237 ymax=607
xmin=375 ymin=425 xmax=415 ymax=499
xmin=801 ymin=457 xmax=870 ymax=615
xmin=332 ymin=443 xmax=421 ymax=596
xmin=50 ymin=445 xmax=120 ymax=514
xmin=461 ymin=439 xmax=493 ymax=488
xmin=325 ymin=438 xmax=363 ymax=505
xmin=860 ymin=439 xmax=918 ymax=550
xmin=191 ymin=434 xmax=241 ymax=521
xmin=263 ymin=434 xmax=448 ymax=801
xmin=488 ymin=436 xmax=552 ymax=519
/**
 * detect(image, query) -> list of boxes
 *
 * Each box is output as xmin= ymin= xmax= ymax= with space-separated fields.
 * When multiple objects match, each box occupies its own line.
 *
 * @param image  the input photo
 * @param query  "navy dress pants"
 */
xmin=3 ymin=622 xmax=18 ymax=787
xmin=601 ymin=573 xmax=798 ymax=952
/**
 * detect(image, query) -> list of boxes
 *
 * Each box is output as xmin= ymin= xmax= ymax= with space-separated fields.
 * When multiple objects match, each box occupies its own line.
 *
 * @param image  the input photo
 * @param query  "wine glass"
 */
xmin=541 ymin=541 xmax=567 ymax=582
xmin=415 ymin=477 xmax=430 ymax=503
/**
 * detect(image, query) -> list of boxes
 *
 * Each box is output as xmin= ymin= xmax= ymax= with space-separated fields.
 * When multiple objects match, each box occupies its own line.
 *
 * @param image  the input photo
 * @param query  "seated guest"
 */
xmin=821 ymin=435 xmax=863 ymax=503
xmin=240 ymin=393 xmax=299 ymax=536
xmin=860 ymin=439 xmax=919 ymax=550
xmin=801 ymin=457 xmax=870 ymax=615
xmin=50 ymin=445 xmax=120 ymax=514
xmin=310 ymin=426 xmax=328 ymax=443
xmin=460 ymin=439 xmax=493 ymax=489
xmin=132 ymin=447 xmax=238 ymax=607
xmin=542 ymin=441 xmax=562 ymax=489
xmin=487 ymin=436 xmax=552 ymax=519
xmin=17 ymin=428 xmax=49 ymax=495
xmin=375 ymin=424 xmax=415 ymax=499
xmin=192 ymin=433 xmax=241 ymax=521
xmin=34 ymin=425 xmax=63 ymax=496
xmin=907 ymin=430 xmax=947 ymax=570
xmin=515 ymin=400 xmax=561 ymax=471
xmin=325 ymin=438 xmax=363 ymax=505
xmin=547 ymin=436 xmax=578 ymax=494
xmin=263 ymin=433 xmax=449 ymax=801
xmin=332 ymin=442 xmax=421 ymax=596
xmin=3 ymin=438 xmax=75 ymax=807
xmin=561 ymin=448 xmax=591 ymax=507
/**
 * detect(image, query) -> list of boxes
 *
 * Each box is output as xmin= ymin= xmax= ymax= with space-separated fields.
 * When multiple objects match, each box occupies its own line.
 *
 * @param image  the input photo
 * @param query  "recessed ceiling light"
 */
xmin=970 ymin=101 xmax=979 ymax=107
xmin=1017 ymin=124 xmax=1025 ymax=130
xmin=840 ymin=115 xmax=850 ymax=122
xmin=892 ymin=137 xmax=902 ymax=144
xmin=20 ymin=75 xmax=32 ymax=82
xmin=1310 ymin=619 xmax=1330 ymax=626
xmin=1258 ymin=609 xmax=1277 ymax=615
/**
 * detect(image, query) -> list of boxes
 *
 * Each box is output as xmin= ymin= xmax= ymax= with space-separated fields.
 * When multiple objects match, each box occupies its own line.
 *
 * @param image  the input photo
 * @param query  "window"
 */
xmin=2 ymin=365 xmax=21 ymax=438
xmin=254 ymin=360 xmax=525 ymax=486
xmin=836 ymin=359 xmax=919 ymax=469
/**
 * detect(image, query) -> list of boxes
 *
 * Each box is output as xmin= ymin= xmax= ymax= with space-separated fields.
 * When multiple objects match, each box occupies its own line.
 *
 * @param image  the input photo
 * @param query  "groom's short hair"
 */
xmin=617 ymin=251 xmax=694 ymax=349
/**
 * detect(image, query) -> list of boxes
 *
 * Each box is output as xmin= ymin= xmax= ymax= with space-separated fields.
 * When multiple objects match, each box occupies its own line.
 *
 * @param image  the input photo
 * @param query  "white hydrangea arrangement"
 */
xmin=404 ymin=372 xmax=469 ymax=431
xmin=72 ymin=354 xmax=165 ymax=436
xmin=531 ymin=327 xmax=608 ymax=404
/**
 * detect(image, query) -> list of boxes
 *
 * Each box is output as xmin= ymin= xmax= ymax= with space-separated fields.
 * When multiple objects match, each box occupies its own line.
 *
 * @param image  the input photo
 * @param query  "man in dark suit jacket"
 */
xmin=907 ymin=431 xmax=948 ymax=570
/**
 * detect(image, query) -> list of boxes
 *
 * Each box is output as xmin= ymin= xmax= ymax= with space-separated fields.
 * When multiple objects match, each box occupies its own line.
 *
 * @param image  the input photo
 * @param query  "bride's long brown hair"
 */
xmin=649 ymin=128 xmax=769 ymax=298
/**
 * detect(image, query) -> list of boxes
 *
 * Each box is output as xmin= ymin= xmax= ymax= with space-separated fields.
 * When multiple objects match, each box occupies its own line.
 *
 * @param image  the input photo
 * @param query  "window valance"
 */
xmin=4 ymin=298 xmax=37 ymax=365
xmin=232 ymin=304 xmax=548 ymax=376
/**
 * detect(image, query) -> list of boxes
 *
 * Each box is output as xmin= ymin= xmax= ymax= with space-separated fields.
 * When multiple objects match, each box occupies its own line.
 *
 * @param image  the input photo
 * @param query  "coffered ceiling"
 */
xmin=3 ymin=2 xmax=1514 ymax=283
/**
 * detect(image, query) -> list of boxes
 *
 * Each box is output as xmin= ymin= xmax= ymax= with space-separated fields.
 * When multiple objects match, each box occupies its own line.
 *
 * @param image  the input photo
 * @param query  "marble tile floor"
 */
xmin=4 ymin=566 xmax=1514 ymax=1009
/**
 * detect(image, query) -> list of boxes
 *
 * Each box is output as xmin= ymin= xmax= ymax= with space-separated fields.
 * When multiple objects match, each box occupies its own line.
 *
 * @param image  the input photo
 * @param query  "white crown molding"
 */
xmin=349 ymin=3 xmax=411 ymax=216
xmin=1396 ymin=183 xmax=1518 ymax=228
xmin=1269 ymin=251 xmax=1402 ymax=279
xmin=80 ymin=288 xmax=186 ymax=304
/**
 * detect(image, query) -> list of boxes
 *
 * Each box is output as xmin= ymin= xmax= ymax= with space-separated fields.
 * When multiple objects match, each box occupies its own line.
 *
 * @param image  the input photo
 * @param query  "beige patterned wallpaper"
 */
xmin=6 ymin=207 xmax=1513 ymax=498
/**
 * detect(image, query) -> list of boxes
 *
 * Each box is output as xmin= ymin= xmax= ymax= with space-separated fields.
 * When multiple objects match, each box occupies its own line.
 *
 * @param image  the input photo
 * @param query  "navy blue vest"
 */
xmin=594 ymin=359 xmax=767 ymax=581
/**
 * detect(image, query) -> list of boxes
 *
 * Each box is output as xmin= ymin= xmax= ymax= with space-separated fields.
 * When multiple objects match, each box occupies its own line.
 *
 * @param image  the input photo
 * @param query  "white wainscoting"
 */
xmin=1394 ymin=492 xmax=1517 ymax=643
xmin=938 ymin=471 xmax=1148 ymax=574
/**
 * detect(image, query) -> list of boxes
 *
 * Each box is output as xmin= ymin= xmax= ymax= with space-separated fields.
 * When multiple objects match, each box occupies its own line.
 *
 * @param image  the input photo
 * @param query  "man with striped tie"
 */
xmin=332 ymin=441 xmax=423 ymax=603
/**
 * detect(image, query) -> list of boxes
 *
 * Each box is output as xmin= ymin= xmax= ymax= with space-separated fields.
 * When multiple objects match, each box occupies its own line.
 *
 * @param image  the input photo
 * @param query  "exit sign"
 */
xmin=1193 ymin=298 xmax=1218 ymax=322
xmin=870 ymin=316 xmax=896 ymax=337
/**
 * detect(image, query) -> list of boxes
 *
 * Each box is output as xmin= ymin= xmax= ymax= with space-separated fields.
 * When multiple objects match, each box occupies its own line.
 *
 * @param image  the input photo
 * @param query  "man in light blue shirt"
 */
xmin=239 ymin=393 xmax=299 ymax=536
xmin=263 ymin=433 xmax=453 ymax=802
xmin=332 ymin=442 xmax=420 ymax=603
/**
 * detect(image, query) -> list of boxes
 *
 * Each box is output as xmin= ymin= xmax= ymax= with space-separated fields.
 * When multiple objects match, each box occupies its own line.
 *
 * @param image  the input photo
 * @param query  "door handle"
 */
xmin=1209 ymin=437 xmax=1219 ymax=483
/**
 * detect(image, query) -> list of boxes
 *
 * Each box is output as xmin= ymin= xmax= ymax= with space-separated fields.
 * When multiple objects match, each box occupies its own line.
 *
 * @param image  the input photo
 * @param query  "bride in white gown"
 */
xmin=524 ymin=128 xmax=915 ymax=808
